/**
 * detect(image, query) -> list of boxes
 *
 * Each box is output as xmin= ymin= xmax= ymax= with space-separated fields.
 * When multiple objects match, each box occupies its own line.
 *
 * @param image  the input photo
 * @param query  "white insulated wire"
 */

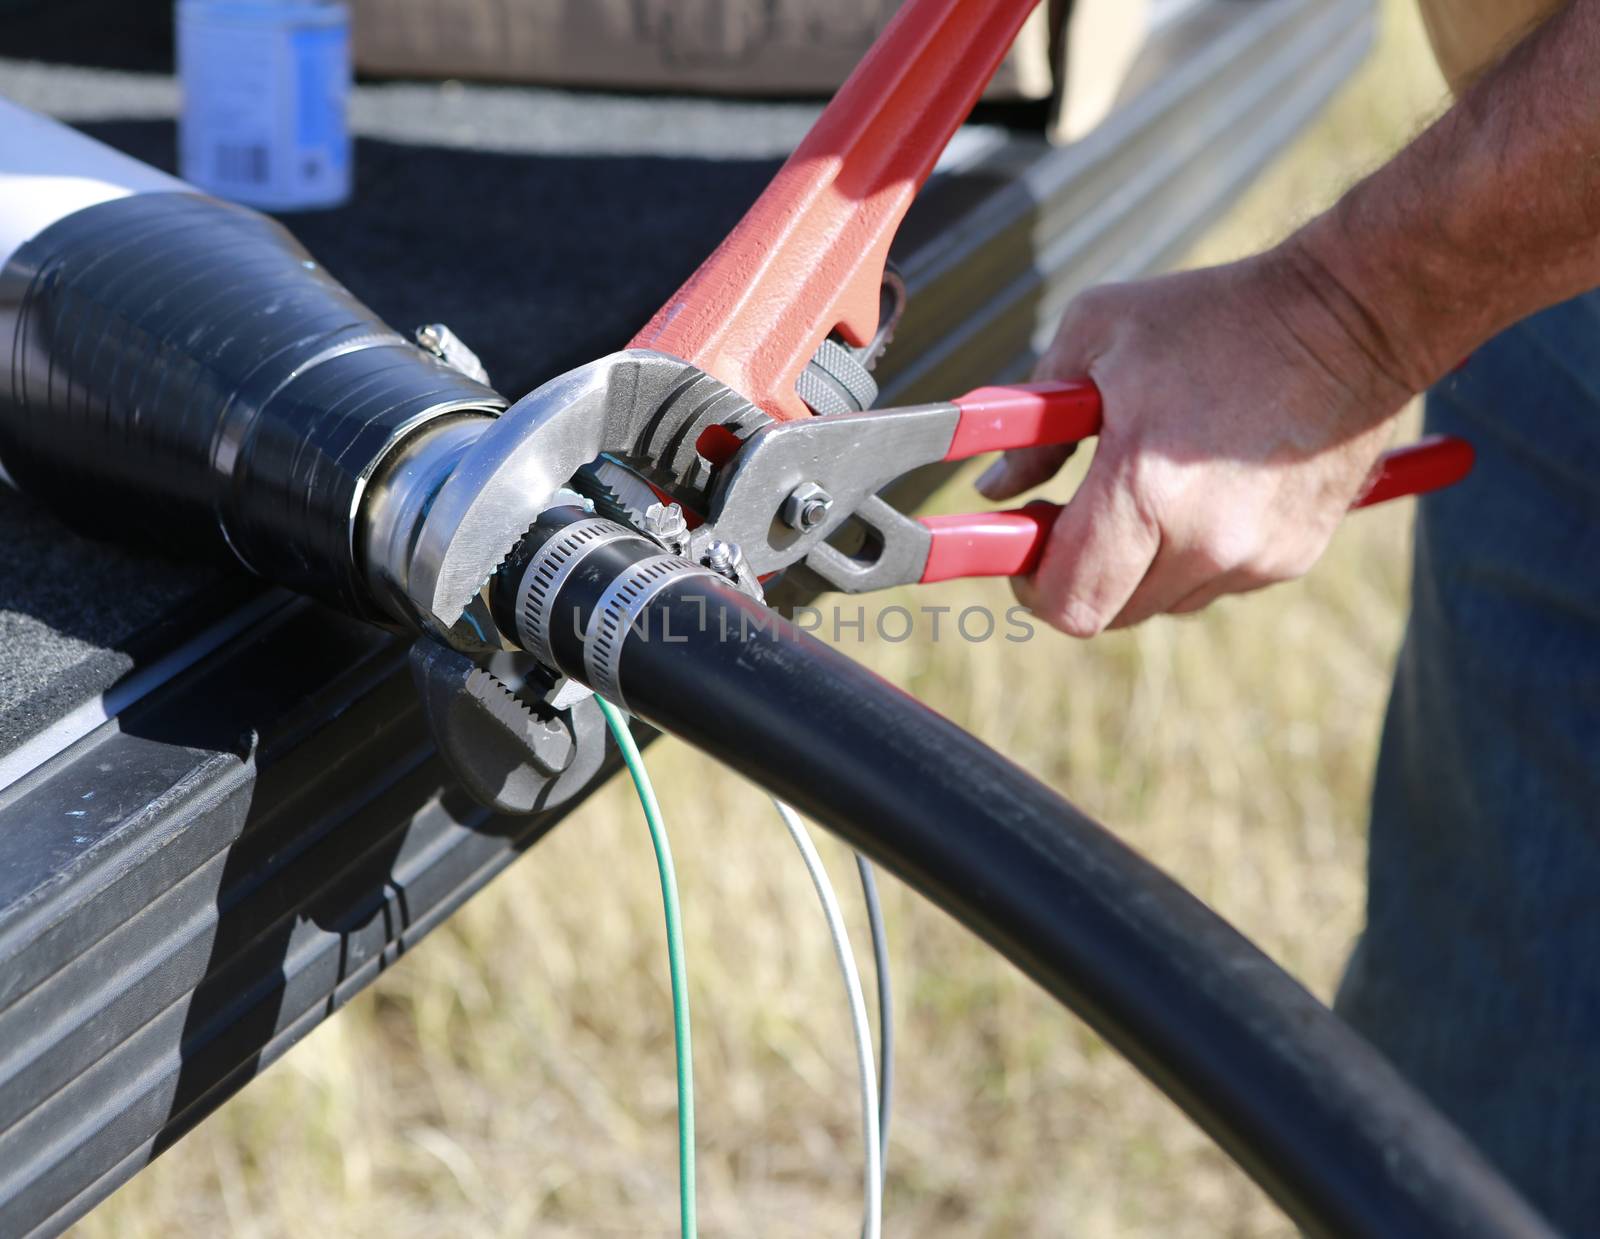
xmin=770 ymin=797 xmax=882 ymax=1239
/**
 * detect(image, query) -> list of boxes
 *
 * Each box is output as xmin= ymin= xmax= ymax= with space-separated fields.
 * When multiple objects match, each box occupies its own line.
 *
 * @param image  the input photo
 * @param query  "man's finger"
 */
xmin=1168 ymin=570 xmax=1270 ymax=617
xmin=975 ymin=442 xmax=1077 ymax=501
xmin=1108 ymin=542 xmax=1216 ymax=630
xmin=1019 ymin=456 xmax=1159 ymax=638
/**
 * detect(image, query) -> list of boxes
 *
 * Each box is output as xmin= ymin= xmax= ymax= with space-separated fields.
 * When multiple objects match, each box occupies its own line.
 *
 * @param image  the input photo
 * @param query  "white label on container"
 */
xmin=179 ymin=6 xmax=350 ymax=211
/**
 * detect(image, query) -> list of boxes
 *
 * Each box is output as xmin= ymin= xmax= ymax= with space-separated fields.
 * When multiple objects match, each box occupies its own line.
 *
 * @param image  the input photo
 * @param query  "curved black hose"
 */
xmin=597 ymin=574 xmax=1552 ymax=1239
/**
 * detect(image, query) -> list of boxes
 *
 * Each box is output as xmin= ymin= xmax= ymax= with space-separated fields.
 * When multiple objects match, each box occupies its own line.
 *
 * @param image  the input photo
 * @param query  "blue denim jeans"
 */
xmin=1335 ymin=289 xmax=1600 ymax=1233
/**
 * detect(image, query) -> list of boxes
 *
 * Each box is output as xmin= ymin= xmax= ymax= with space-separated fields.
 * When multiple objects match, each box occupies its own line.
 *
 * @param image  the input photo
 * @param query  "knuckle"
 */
xmin=1283 ymin=543 xmax=1322 ymax=580
xmin=1059 ymin=600 xmax=1108 ymax=639
xmin=1120 ymin=450 xmax=1161 ymax=502
xmin=1123 ymin=458 xmax=1176 ymax=540
xmin=1043 ymin=596 xmax=1106 ymax=639
xmin=1196 ymin=521 xmax=1260 ymax=575
xmin=1065 ymin=285 xmax=1116 ymax=321
xmin=1055 ymin=284 xmax=1126 ymax=341
xmin=1241 ymin=547 xmax=1313 ymax=588
xmin=1188 ymin=540 xmax=1233 ymax=580
xmin=1108 ymin=605 xmax=1153 ymax=633
xmin=1076 ymin=284 xmax=1121 ymax=316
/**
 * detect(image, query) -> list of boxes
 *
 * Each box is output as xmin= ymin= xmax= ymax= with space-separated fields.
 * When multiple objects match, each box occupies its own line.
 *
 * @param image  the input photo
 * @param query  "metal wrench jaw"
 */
xmin=359 ymin=348 xmax=770 ymax=652
xmin=357 ymin=350 xmax=771 ymax=816
xmin=409 ymin=639 xmax=610 ymax=817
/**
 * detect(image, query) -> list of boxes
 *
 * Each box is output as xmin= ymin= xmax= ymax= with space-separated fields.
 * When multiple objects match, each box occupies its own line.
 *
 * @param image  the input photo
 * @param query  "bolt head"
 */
xmin=782 ymin=482 xmax=834 ymax=532
xmin=643 ymin=501 xmax=689 ymax=547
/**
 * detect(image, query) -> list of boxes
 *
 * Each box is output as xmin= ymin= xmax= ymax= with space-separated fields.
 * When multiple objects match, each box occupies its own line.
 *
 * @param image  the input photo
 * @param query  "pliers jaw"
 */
xmin=700 ymin=382 xmax=1107 ymax=594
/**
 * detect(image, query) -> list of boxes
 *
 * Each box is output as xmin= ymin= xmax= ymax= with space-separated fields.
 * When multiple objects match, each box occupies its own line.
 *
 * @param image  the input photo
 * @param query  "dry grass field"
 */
xmin=74 ymin=3 xmax=1453 ymax=1235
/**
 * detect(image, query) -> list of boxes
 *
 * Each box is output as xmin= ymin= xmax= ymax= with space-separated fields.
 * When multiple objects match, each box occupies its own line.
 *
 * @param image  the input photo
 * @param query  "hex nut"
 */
xmin=781 ymin=482 xmax=834 ymax=531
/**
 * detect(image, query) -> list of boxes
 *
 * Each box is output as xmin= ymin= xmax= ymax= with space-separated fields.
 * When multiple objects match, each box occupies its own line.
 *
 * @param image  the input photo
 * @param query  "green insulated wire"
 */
xmin=595 ymin=696 xmax=697 ymax=1237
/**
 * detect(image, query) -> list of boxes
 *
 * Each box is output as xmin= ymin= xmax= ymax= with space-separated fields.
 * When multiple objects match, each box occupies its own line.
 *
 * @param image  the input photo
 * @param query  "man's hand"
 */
xmin=976 ymin=239 xmax=1415 ymax=637
xmin=978 ymin=0 xmax=1600 ymax=639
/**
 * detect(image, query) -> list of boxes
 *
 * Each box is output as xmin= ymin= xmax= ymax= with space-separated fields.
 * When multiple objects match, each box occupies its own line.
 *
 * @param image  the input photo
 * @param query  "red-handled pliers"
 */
xmin=703 ymin=380 xmax=1473 ymax=593
xmin=627 ymin=0 xmax=1471 ymax=593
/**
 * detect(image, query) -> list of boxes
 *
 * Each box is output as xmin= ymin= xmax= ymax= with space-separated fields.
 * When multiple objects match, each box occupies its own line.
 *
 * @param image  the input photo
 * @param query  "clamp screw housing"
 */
xmin=703 ymin=539 xmax=743 ymax=575
xmin=414 ymin=322 xmax=490 ymax=385
xmin=643 ymin=501 xmax=690 ymax=552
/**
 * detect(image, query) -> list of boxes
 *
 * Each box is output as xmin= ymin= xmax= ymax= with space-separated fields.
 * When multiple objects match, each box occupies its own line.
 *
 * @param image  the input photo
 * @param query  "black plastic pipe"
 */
xmin=0 ymin=193 xmax=503 ymax=617
xmin=572 ymin=569 xmax=1553 ymax=1239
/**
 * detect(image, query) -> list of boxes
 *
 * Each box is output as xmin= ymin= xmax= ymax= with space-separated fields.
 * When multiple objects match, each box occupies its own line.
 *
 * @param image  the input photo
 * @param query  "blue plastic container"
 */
xmin=177 ymin=1 xmax=352 ymax=210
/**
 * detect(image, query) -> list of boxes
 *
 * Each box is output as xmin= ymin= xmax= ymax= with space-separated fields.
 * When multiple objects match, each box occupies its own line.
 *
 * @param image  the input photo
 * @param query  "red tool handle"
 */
xmin=629 ymin=0 xmax=1043 ymax=422
xmin=922 ymin=503 xmax=1060 ymax=584
xmin=1352 ymin=434 xmax=1475 ymax=508
xmin=920 ymin=435 xmax=1476 ymax=584
xmin=945 ymin=381 xmax=1104 ymax=458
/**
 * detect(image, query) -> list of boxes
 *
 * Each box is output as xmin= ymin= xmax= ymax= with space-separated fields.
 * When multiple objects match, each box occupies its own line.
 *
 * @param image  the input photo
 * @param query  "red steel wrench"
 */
xmin=632 ymin=0 xmax=1471 ymax=590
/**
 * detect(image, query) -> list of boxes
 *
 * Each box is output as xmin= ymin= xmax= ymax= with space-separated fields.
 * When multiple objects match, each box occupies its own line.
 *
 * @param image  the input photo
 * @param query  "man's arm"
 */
xmin=980 ymin=0 xmax=1600 ymax=637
